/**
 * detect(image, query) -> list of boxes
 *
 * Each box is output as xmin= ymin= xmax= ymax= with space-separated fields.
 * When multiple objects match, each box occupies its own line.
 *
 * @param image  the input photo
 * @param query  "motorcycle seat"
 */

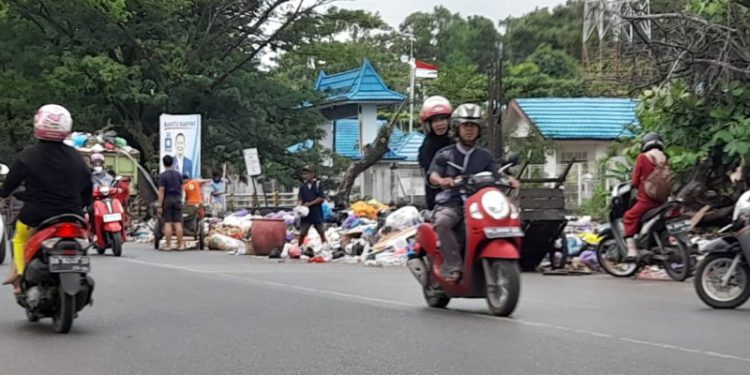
xmin=641 ymin=207 xmax=663 ymax=222
xmin=36 ymin=214 xmax=87 ymax=231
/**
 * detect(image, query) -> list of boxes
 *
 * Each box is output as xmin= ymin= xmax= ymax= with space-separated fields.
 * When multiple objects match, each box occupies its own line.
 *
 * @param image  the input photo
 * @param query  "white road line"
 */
xmin=121 ymin=257 xmax=750 ymax=364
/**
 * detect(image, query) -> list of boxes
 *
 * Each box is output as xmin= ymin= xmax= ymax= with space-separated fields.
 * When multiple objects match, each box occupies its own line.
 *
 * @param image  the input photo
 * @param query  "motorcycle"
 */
xmin=408 ymin=160 xmax=522 ymax=317
xmin=17 ymin=213 xmax=95 ymax=333
xmin=90 ymin=178 xmax=127 ymax=257
xmin=0 ymin=164 xmax=94 ymax=333
xmin=596 ymin=182 xmax=694 ymax=281
xmin=694 ymin=190 xmax=750 ymax=309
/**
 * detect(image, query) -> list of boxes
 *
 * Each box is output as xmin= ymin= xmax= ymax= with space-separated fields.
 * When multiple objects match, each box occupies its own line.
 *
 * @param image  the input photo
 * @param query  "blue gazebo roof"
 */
xmin=314 ymin=59 xmax=406 ymax=105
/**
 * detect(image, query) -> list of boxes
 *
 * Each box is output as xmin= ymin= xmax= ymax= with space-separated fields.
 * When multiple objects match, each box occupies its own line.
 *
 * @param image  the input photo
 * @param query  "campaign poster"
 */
xmin=159 ymin=114 xmax=201 ymax=179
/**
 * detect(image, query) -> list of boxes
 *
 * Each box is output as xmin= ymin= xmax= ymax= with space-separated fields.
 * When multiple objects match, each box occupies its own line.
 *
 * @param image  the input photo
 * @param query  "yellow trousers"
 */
xmin=11 ymin=221 xmax=32 ymax=276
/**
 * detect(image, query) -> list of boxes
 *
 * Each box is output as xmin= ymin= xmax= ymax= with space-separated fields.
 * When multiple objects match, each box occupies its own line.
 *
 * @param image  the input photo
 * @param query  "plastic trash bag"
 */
xmin=384 ymin=206 xmax=421 ymax=231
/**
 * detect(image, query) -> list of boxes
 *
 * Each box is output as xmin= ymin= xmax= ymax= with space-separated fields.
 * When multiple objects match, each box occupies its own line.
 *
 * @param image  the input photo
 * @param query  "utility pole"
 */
xmin=488 ymin=43 xmax=505 ymax=159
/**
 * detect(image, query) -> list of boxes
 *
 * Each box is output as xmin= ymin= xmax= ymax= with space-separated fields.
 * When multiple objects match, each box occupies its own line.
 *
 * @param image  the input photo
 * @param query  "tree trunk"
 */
xmin=339 ymin=101 xmax=408 ymax=204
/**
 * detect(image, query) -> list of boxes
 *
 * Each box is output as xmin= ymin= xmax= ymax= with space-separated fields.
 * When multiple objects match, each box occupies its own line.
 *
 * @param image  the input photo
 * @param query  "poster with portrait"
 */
xmin=159 ymin=114 xmax=202 ymax=179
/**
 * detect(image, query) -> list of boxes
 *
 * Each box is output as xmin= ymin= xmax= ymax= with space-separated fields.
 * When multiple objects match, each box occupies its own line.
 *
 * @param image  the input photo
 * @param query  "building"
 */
xmin=503 ymin=97 xmax=639 ymax=206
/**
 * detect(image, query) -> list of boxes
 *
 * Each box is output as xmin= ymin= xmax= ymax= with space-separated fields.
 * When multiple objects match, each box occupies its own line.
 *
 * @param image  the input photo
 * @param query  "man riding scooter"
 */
xmin=428 ymin=103 xmax=519 ymax=283
xmin=0 ymin=104 xmax=93 ymax=294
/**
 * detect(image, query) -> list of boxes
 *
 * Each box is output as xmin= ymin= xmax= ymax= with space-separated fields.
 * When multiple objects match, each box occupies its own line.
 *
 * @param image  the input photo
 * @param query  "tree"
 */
xmin=504 ymin=45 xmax=587 ymax=100
xmin=622 ymin=0 xmax=750 ymax=224
xmin=0 ymin=0 xmax=332 ymax=184
xmin=398 ymin=7 xmax=501 ymax=73
xmin=501 ymin=0 xmax=584 ymax=63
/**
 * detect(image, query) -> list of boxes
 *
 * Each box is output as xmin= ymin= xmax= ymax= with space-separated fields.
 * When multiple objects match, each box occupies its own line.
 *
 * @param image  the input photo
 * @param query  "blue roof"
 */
xmin=286 ymin=119 xmax=424 ymax=162
xmin=314 ymin=59 xmax=406 ymax=104
xmin=514 ymin=98 xmax=639 ymax=140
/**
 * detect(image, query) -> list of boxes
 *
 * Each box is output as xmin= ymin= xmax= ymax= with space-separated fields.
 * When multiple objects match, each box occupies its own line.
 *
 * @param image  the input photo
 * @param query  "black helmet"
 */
xmin=641 ymin=132 xmax=664 ymax=152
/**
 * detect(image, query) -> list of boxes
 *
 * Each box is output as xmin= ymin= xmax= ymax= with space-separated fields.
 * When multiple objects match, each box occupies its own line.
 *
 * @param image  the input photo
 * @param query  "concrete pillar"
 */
xmin=359 ymin=104 xmax=378 ymax=149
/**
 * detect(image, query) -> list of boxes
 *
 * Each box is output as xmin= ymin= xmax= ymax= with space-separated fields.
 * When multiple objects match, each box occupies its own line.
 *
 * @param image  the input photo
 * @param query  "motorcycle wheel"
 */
xmin=596 ymin=235 xmax=639 ymax=278
xmin=694 ymin=253 xmax=750 ymax=309
xmin=198 ymin=220 xmax=205 ymax=250
xmin=484 ymin=259 xmax=521 ymax=317
xmin=53 ymin=289 xmax=75 ymax=334
xmin=663 ymin=237 xmax=692 ymax=282
xmin=153 ymin=221 xmax=162 ymax=250
xmin=111 ymin=232 xmax=123 ymax=257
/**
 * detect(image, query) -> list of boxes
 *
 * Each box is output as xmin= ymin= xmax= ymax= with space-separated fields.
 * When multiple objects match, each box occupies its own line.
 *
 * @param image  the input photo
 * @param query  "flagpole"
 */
xmin=408 ymin=37 xmax=415 ymax=134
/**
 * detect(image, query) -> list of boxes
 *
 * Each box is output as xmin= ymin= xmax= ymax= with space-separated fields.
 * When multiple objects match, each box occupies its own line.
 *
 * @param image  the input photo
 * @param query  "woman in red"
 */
xmin=623 ymin=133 xmax=668 ymax=259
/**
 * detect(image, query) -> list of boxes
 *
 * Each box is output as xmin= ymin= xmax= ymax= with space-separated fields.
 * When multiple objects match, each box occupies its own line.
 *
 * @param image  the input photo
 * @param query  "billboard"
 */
xmin=159 ymin=114 xmax=201 ymax=179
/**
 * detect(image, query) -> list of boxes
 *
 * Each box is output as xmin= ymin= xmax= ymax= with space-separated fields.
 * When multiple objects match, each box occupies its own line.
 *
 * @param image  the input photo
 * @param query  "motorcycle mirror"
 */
xmin=0 ymin=163 xmax=8 ymax=176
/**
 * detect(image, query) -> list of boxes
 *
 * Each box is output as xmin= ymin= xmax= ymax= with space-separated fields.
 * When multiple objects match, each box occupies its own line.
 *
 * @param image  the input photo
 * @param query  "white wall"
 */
xmin=359 ymin=104 xmax=378 ymax=147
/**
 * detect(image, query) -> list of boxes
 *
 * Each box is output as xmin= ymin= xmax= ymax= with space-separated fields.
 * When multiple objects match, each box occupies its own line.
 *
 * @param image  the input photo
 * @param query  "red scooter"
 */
xmin=17 ymin=212 xmax=95 ymax=333
xmin=408 ymin=162 xmax=523 ymax=317
xmin=90 ymin=181 xmax=126 ymax=257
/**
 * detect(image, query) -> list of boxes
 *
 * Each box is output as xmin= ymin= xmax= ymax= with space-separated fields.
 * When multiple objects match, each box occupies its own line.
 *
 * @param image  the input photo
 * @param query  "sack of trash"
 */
xmin=207 ymin=234 xmax=244 ymax=251
xmin=384 ymin=206 xmax=421 ymax=231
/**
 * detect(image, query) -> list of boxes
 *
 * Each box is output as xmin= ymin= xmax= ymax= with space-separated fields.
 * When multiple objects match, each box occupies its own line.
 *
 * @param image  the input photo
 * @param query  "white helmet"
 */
xmin=34 ymin=104 xmax=72 ymax=142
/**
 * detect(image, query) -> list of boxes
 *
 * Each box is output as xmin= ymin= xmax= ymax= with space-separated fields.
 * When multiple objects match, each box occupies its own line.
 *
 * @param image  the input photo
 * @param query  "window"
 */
xmin=560 ymin=151 xmax=589 ymax=174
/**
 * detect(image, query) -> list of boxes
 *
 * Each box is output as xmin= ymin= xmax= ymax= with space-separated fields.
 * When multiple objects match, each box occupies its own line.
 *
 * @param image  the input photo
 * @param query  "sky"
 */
xmin=336 ymin=0 xmax=570 ymax=28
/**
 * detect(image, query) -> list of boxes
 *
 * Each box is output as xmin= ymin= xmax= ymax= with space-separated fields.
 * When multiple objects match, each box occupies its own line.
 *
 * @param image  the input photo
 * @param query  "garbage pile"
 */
xmin=65 ymin=130 xmax=139 ymax=155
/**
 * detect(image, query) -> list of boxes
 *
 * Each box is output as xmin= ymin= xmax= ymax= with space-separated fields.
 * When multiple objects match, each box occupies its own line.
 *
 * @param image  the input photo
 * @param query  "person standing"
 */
xmin=297 ymin=166 xmax=326 ymax=253
xmin=158 ymin=155 xmax=184 ymax=251
xmin=209 ymin=171 xmax=227 ymax=218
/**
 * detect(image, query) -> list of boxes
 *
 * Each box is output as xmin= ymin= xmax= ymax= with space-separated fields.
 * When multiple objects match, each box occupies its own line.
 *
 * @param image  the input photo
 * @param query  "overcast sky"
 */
xmin=335 ymin=0 xmax=569 ymax=28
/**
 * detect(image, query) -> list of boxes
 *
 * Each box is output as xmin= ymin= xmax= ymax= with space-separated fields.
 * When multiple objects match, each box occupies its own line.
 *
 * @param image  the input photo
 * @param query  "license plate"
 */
xmin=667 ymin=220 xmax=691 ymax=234
xmin=49 ymin=256 xmax=91 ymax=273
xmin=484 ymin=227 xmax=524 ymax=239
xmin=103 ymin=213 xmax=122 ymax=223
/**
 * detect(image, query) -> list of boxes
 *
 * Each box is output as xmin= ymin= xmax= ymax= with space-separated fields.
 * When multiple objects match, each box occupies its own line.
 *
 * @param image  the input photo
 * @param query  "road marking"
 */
xmin=122 ymin=257 xmax=750 ymax=364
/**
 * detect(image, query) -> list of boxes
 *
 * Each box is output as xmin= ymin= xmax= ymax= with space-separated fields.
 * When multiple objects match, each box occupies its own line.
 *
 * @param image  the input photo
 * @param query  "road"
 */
xmin=1 ymin=244 xmax=749 ymax=375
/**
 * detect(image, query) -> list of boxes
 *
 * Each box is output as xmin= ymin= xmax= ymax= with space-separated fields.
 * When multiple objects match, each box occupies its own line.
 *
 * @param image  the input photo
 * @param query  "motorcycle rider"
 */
xmin=418 ymin=96 xmax=454 ymax=210
xmin=0 ymin=104 xmax=92 ymax=294
xmin=623 ymin=132 xmax=669 ymax=259
xmin=428 ymin=103 xmax=518 ymax=282
xmin=91 ymin=153 xmax=113 ymax=188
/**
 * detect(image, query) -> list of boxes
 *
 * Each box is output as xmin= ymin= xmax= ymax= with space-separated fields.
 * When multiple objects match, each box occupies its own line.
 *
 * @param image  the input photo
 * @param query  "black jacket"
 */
xmin=0 ymin=141 xmax=92 ymax=227
xmin=418 ymin=135 xmax=454 ymax=209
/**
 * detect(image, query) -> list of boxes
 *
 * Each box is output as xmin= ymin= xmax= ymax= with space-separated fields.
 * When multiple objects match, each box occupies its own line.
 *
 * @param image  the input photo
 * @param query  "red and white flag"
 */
xmin=414 ymin=60 xmax=438 ymax=79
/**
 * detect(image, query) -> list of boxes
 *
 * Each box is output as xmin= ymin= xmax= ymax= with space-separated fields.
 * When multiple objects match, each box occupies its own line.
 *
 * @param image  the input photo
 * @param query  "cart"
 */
xmin=515 ymin=160 xmax=579 ymax=271
xmin=152 ymin=203 xmax=207 ymax=250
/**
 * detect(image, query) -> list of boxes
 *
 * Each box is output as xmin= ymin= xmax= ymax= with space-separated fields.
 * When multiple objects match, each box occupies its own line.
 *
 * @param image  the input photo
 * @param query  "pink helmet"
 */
xmin=419 ymin=96 xmax=452 ymax=134
xmin=34 ymin=104 xmax=72 ymax=142
xmin=91 ymin=153 xmax=105 ymax=165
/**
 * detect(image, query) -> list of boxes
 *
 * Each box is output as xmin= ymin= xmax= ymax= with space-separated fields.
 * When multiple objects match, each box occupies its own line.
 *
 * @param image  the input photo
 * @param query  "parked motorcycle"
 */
xmin=408 ymin=160 xmax=522 ymax=317
xmin=90 ymin=179 xmax=127 ymax=257
xmin=694 ymin=190 xmax=750 ymax=309
xmin=596 ymin=182 xmax=694 ymax=281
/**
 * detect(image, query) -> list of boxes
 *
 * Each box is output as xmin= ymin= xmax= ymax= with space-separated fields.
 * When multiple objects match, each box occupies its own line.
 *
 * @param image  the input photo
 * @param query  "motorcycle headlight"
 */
xmin=100 ymin=187 xmax=111 ymax=196
xmin=481 ymin=190 xmax=510 ymax=220
xmin=469 ymin=202 xmax=484 ymax=220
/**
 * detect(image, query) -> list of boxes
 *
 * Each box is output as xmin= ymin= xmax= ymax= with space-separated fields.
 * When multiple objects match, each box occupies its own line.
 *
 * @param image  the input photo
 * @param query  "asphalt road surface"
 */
xmin=1 ymin=244 xmax=749 ymax=375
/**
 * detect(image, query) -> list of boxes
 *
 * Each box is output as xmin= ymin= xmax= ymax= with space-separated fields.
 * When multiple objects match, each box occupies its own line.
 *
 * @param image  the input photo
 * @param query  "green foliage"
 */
xmin=636 ymin=83 xmax=750 ymax=176
xmin=424 ymin=65 xmax=488 ymax=104
xmin=501 ymin=0 xmax=584 ymax=63
xmin=0 ymin=0 xmax=328 ymax=185
xmin=504 ymin=45 xmax=587 ymax=100
xmin=398 ymin=7 xmax=502 ymax=73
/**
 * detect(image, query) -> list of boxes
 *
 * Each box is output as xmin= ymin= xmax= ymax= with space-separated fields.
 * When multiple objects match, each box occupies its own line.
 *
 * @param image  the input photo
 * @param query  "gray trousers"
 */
xmin=433 ymin=205 xmax=463 ymax=274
